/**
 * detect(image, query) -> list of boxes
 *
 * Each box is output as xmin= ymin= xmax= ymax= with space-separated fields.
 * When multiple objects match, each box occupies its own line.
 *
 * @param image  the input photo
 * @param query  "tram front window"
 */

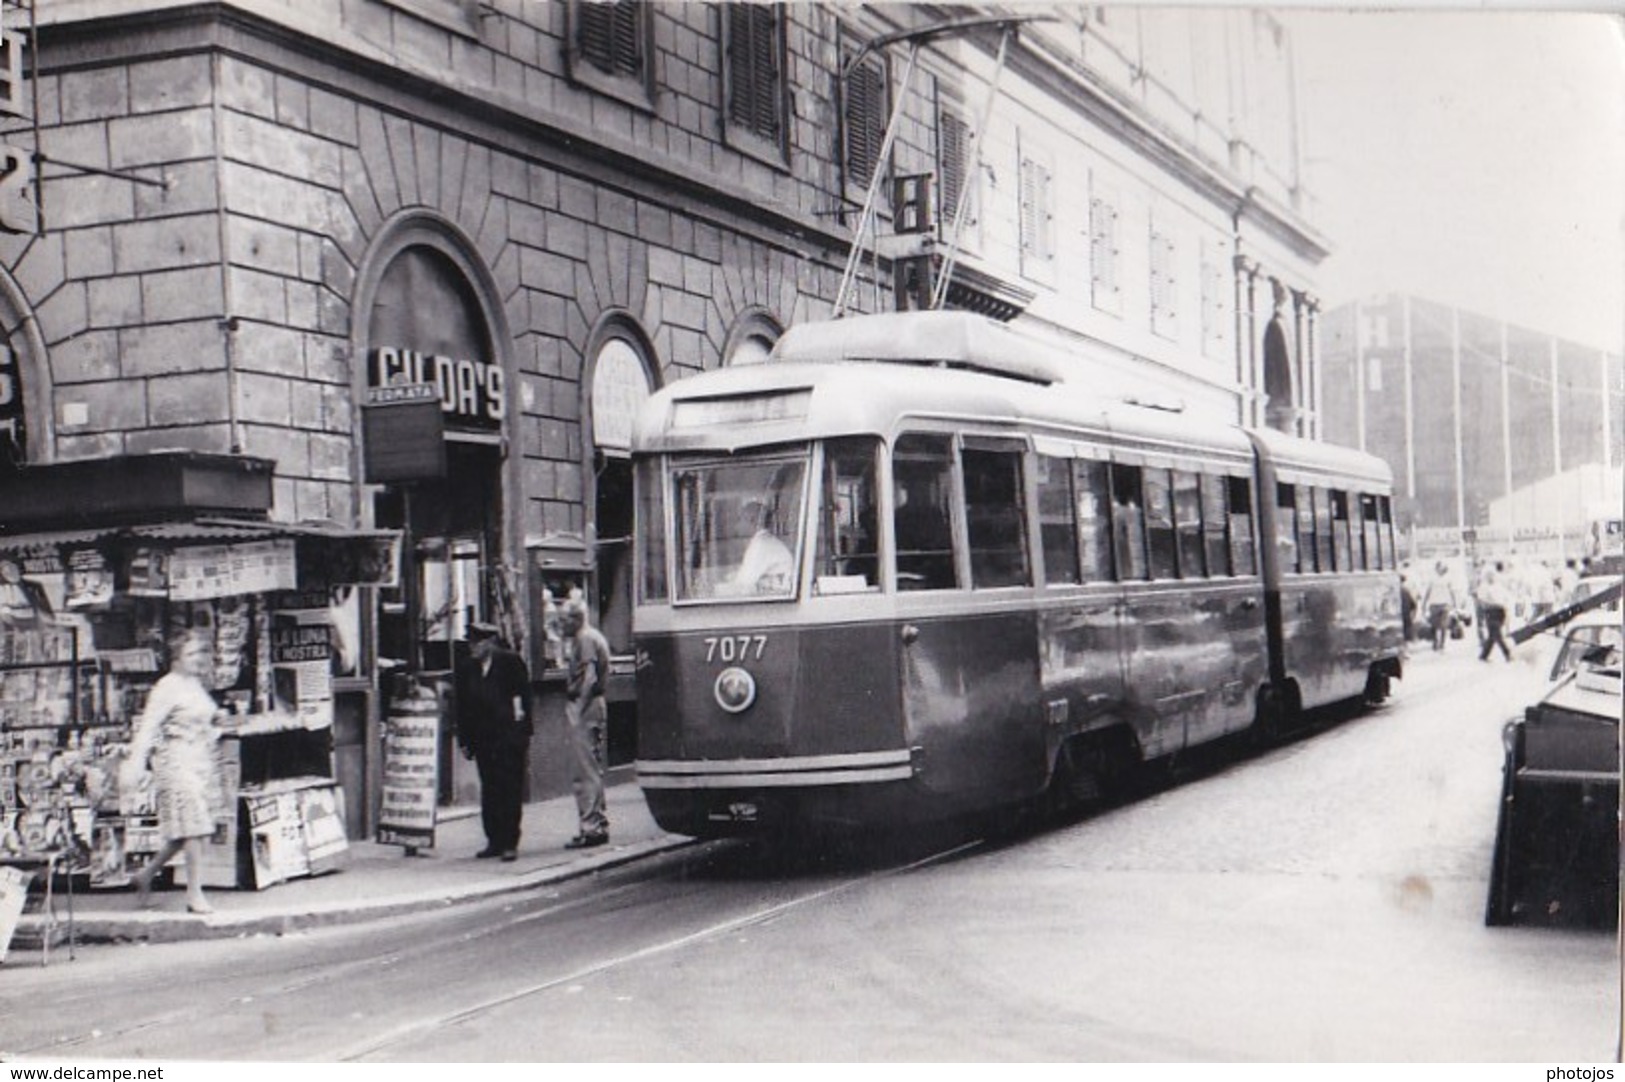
xmin=672 ymin=454 xmax=808 ymax=601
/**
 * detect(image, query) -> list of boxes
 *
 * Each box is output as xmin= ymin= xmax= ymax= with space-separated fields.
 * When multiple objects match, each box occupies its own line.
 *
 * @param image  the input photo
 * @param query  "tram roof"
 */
xmin=768 ymin=310 xmax=1075 ymax=385
xmin=636 ymin=313 xmax=1391 ymax=487
xmin=1245 ymin=425 xmax=1394 ymax=487
xmin=636 ymin=338 xmax=1248 ymax=464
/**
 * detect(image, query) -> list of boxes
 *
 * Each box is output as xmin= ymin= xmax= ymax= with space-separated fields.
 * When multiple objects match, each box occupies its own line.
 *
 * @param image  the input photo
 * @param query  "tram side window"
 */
xmin=814 ymin=436 xmax=880 ymax=593
xmin=1227 ymin=475 xmax=1256 ymax=576
xmin=1076 ymin=459 xmax=1114 ymax=581
xmin=636 ymin=456 xmax=668 ymax=602
xmin=962 ymin=440 xmax=1030 ymax=589
xmin=1172 ymin=470 xmax=1205 ymax=578
xmin=893 ymin=433 xmax=958 ymax=590
xmin=1143 ymin=469 xmax=1178 ymax=580
xmin=1275 ymin=483 xmax=1300 ymax=573
xmin=1330 ymin=490 xmax=1354 ymax=571
xmin=1200 ymin=473 xmax=1230 ymax=576
xmin=1310 ymin=487 xmax=1333 ymax=573
xmin=1359 ymin=493 xmax=1381 ymax=571
xmin=1035 ymin=454 xmax=1080 ymax=586
xmin=1378 ymin=495 xmax=1396 ymax=570
xmin=1293 ymin=485 xmax=1318 ymax=573
xmin=1111 ymin=463 xmax=1148 ymax=581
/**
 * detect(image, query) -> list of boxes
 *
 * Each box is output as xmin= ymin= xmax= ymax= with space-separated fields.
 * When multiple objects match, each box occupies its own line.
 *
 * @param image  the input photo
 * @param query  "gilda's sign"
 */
xmin=368 ymin=347 xmax=504 ymax=432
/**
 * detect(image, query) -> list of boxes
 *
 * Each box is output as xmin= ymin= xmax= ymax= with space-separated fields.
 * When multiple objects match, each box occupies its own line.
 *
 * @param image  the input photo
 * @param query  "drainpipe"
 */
xmin=210 ymin=51 xmax=243 ymax=455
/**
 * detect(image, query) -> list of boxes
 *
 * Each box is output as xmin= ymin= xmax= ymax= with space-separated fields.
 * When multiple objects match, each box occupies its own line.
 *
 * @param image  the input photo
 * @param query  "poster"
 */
xmin=246 ymin=792 xmax=308 ymax=889
xmin=0 ymin=865 xmax=29 ymax=963
xmin=168 ymin=541 xmax=298 ymax=601
xmin=377 ymin=690 xmax=440 ymax=850
xmin=63 ymin=548 xmax=113 ymax=609
xmin=299 ymin=785 xmax=348 ymax=874
xmin=269 ymin=604 xmax=334 ymax=730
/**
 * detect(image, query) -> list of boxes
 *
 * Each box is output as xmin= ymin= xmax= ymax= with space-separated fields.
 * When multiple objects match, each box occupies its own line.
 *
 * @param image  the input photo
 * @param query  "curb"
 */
xmin=12 ymin=833 xmax=698 ymax=948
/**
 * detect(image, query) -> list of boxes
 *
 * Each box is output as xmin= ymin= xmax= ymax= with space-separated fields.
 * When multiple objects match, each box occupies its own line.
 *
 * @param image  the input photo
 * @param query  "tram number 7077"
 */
xmin=704 ymin=634 xmax=768 ymax=664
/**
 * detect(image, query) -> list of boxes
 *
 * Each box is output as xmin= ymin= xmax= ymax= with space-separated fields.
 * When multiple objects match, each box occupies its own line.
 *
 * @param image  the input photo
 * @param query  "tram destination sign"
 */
xmin=362 ymin=382 xmax=446 ymax=483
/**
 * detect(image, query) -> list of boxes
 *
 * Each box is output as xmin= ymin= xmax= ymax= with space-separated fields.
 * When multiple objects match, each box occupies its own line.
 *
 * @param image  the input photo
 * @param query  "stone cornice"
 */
xmin=31 ymin=2 xmax=858 ymax=267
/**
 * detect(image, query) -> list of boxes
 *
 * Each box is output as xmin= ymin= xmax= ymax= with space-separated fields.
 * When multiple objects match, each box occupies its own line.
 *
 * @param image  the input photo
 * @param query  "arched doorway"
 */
xmin=585 ymin=315 xmax=658 ymax=766
xmin=353 ymin=216 xmax=515 ymax=810
xmin=1263 ymin=314 xmax=1295 ymax=434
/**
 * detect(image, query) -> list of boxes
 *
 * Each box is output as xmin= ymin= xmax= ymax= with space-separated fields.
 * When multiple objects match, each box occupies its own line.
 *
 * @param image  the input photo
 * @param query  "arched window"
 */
xmin=723 ymin=309 xmax=784 ymax=367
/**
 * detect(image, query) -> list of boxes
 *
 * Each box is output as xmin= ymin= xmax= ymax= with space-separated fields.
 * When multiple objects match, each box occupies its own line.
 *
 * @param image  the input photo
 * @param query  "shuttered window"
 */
xmin=1200 ymin=239 xmax=1229 ymax=358
xmin=1150 ymin=220 xmax=1179 ymax=340
xmin=566 ymin=1 xmax=653 ymax=107
xmin=725 ymin=3 xmax=787 ymax=160
xmin=1017 ymin=140 xmax=1055 ymax=285
xmin=577 ymin=1 xmax=643 ymax=77
xmin=938 ymin=105 xmax=968 ymax=225
xmin=842 ymin=48 xmax=887 ymax=194
xmin=1090 ymin=187 xmax=1121 ymax=313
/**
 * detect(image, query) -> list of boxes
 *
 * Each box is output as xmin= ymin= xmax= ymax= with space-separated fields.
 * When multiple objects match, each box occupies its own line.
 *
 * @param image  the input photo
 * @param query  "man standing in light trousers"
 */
xmin=561 ymin=596 xmax=611 ymax=848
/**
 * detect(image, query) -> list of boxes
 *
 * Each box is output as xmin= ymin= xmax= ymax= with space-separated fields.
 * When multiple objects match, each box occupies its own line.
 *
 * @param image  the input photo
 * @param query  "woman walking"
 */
xmin=122 ymin=629 xmax=225 ymax=914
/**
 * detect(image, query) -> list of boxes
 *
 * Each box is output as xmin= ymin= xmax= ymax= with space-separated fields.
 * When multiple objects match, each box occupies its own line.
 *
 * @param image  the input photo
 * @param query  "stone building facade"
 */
xmin=0 ymin=1 xmax=1323 ymax=826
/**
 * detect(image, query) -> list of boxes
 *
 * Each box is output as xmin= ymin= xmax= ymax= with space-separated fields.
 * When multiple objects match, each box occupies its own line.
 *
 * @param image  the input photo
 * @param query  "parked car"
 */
xmin=1485 ymin=615 xmax=1620 ymax=927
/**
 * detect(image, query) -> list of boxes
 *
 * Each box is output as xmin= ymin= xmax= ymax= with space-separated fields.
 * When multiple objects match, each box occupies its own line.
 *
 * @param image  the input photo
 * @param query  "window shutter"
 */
xmin=727 ymin=4 xmax=782 ymax=142
xmin=1020 ymin=158 xmax=1038 ymax=253
xmin=1090 ymin=193 xmax=1121 ymax=310
xmin=844 ymin=57 xmax=886 ymax=190
xmin=938 ymin=107 xmax=968 ymax=223
xmin=578 ymin=1 xmax=642 ymax=78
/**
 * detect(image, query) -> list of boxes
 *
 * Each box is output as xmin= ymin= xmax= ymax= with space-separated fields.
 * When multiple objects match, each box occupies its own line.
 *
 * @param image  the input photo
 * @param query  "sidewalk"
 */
xmin=12 ymin=781 xmax=692 ymax=951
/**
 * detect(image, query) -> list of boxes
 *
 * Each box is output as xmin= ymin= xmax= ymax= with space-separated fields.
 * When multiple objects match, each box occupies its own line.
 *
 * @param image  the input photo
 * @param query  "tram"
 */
xmin=630 ymin=311 xmax=1404 ymax=837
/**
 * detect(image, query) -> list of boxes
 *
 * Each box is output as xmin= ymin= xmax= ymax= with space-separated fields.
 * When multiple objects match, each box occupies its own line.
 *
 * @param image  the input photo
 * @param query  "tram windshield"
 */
xmin=672 ymin=452 xmax=808 ymax=601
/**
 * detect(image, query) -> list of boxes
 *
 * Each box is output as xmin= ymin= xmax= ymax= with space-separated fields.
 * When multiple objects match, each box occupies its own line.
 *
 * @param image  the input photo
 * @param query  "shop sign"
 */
xmin=362 ymin=381 xmax=445 ymax=483
xmin=0 ymin=31 xmax=37 ymax=237
xmin=367 ymin=348 xmax=503 ymax=432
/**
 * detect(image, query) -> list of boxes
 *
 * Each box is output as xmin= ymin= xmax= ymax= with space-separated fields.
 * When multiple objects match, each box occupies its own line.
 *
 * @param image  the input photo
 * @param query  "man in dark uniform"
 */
xmin=454 ymin=622 xmax=533 ymax=861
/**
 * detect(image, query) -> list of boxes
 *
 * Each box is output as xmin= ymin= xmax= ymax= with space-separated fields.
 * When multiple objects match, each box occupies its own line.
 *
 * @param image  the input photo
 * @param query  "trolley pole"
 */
xmin=831 ymin=13 xmax=1055 ymax=319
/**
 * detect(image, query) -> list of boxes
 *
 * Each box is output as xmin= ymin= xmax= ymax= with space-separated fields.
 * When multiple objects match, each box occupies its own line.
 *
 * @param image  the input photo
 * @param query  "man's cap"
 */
xmin=468 ymin=621 xmax=500 ymax=641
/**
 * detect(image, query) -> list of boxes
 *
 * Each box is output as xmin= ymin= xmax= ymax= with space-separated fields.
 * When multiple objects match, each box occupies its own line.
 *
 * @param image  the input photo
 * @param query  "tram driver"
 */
xmin=719 ymin=499 xmax=795 ymax=596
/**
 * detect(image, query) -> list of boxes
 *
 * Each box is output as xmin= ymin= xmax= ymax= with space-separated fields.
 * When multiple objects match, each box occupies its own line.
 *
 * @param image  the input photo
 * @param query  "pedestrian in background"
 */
xmin=122 ymin=629 xmax=225 ymax=915
xmin=454 ymin=621 xmax=533 ymax=861
xmin=1476 ymin=565 xmax=1513 ymax=662
xmin=1418 ymin=561 xmax=1459 ymax=652
xmin=561 ymin=596 xmax=612 ymax=849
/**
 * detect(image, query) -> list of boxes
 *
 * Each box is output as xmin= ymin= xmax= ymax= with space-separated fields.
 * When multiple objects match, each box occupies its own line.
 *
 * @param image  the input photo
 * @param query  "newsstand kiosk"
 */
xmin=0 ymin=453 xmax=398 ymax=899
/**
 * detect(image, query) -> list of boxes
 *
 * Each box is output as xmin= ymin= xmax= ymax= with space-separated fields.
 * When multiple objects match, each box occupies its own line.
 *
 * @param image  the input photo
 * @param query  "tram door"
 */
xmin=894 ymin=433 xmax=1046 ymax=803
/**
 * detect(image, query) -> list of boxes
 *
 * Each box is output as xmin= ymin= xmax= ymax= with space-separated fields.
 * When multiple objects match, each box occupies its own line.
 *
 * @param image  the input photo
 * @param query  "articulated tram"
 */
xmin=631 ymin=311 xmax=1404 ymax=837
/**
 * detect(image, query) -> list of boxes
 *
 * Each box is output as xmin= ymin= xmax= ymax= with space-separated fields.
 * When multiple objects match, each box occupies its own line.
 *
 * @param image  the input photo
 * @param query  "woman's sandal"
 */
xmin=186 ymin=900 xmax=215 ymax=916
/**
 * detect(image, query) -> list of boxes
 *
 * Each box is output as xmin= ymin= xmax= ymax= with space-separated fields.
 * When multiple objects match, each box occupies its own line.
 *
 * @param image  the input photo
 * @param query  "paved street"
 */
xmin=0 ymin=640 xmax=1614 ymax=1062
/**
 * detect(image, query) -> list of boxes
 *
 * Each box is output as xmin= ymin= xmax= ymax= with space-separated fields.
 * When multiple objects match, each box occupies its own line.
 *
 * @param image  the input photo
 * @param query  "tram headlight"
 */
xmin=714 ymin=667 xmax=758 ymax=714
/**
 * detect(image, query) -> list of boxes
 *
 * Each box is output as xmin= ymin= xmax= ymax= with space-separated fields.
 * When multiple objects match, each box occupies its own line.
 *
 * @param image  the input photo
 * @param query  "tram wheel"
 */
xmin=1251 ymin=685 xmax=1292 ymax=748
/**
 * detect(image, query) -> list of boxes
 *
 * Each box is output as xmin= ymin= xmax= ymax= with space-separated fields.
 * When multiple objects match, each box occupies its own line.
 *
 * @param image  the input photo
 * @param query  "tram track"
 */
xmin=5 ymin=832 xmax=986 ymax=1061
xmin=7 ymin=873 xmax=667 ymax=1058
xmin=332 ymin=834 xmax=986 ymax=1062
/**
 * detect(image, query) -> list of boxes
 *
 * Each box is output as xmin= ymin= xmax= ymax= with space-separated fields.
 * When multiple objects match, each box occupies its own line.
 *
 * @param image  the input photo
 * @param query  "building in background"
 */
xmin=1320 ymin=293 xmax=1622 ymax=562
xmin=0 ymin=1 xmax=1321 ymax=829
